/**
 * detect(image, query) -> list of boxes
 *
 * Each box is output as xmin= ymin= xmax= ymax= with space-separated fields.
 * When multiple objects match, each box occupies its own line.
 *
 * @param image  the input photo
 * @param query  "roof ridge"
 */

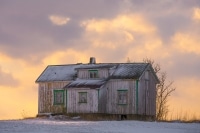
xmin=47 ymin=62 xmax=148 ymax=66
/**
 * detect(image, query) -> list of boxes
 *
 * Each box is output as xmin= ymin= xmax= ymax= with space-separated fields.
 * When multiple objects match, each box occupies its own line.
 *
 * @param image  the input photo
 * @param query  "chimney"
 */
xmin=89 ymin=57 xmax=96 ymax=64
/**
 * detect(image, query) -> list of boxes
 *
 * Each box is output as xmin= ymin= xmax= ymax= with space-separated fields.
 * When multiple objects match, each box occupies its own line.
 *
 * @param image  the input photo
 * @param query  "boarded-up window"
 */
xmin=54 ymin=90 xmax=64 ymax=105
xmin=89 ymin=70 xmax=98 ymax=78
xmin=79 ymin=92 xmax=87 ymax=103
xmin=118 ymin=90 xmax=128 ymax=104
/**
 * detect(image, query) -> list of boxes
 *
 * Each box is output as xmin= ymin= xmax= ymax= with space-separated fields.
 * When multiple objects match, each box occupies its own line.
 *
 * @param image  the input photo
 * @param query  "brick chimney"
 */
xmin=89 ymin=57 xmax=96 ymax=64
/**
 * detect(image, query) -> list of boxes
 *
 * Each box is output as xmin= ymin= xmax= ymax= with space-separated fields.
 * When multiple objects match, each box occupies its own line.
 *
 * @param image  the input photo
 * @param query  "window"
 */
xmin=89 ymin=70 xmax=98 ymax=78
xmin=53 ymin=90 xmax=64 ymax=105
xmin=79 ymin=92 xmax=87 ymax=103
xmin=118 ymin=90 xmax=128 ymax=105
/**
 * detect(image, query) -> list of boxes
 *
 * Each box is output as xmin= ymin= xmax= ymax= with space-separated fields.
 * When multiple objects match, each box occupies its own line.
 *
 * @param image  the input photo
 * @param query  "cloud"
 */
xmin=193 ymin=7 xmax=200 ymax=21
xmin=42 ymin=48 xmax=90 ymax=65
xmin=49 ymin=15 xmax=70 ymax=26
xmin=81 ymin=14 xmax=156 ymax=34
xmin=172 ymin=32 xmax=200 ymax=55
xmin=79 ymin=13 xmax=160 ymax=62
xmin=0 ymin=66 xmax=19 ymax=87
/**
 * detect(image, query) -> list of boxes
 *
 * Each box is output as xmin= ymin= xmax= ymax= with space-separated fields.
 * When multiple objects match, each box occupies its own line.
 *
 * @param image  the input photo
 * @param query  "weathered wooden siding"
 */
xmin=138 ymin=68 xmax=156 ymax=116
xmin=148 ymin=71 xmax=157 ymax=116
xmin=77 ymin=69 xmax=109 ymax=79
xmin=67 ymin=88 xmax=98 ymax=113
xmin=106 ymin=79 xmax=136 ymax=114
xmin=38 ymin=81 xmax=69 ymax=114
xmin=98 ymin=85 xmax=107 ymax=113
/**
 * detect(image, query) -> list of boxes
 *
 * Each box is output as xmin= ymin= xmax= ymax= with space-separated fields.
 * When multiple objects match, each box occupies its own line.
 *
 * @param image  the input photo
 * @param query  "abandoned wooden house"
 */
xmin=35 ymin=57 xmax=159 ymax=120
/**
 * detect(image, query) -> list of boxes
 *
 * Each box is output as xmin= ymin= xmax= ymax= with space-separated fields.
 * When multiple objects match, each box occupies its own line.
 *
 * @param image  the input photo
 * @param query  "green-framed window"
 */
xmin=89 ymin=70 xmax=98 ymax=78
xmin=79 ymin=92 xmax=87 ymax=103
xmin=53 ymin=90 xmax=64 ymax=105
xmin=117 ymin=90 xmax=128 ymax=105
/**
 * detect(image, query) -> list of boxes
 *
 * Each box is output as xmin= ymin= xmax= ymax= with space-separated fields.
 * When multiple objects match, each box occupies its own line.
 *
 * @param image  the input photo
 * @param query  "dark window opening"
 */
xmin=89 ymin=70 xmax=98 ymax=78
xmin=79 ymin=92 xmax=87 ymax=103
xmin=53 ymin=90 xmax=64 ymax=105
xmin=118 ymin=90 xmax=128 ymax=105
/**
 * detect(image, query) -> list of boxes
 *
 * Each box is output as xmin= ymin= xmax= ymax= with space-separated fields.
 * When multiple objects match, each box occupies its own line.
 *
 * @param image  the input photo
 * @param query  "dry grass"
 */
xmin=165 ymin=110 xmax=200 ymax=123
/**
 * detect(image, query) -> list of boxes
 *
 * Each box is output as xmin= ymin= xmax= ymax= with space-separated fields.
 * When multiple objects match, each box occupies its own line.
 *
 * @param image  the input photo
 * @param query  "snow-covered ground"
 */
xmin=0 ymin=118 xmax=199 ymax=133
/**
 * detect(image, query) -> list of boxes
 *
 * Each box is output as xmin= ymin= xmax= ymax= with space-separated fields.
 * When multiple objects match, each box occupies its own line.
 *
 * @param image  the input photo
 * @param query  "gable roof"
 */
xmin=35 ymin=63 xmax=153 ymax=83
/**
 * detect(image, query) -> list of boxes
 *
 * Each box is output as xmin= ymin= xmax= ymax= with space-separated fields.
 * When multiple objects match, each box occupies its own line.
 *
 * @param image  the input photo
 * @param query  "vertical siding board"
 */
xmin=128 ymin=81 xmax=133 ymax=114
xmin=138 ymin=76 xmax=144 ymax=115
xmin=98 ymin=85 xmax=107 ymax=113
xmin=149 ymin=71 xmax=156 ymax=116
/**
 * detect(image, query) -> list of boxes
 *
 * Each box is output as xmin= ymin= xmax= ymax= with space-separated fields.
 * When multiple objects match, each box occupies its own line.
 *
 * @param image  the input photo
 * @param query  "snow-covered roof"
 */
xmin=35 ymin=64 xmax=79 ymax=82
xmin=35 ymin=63 xmax=150 ymax=83
xmin=64 ymin=79 xmax=106 ymax=89
xmin=111 ymin=63 xmax=149 ymax=79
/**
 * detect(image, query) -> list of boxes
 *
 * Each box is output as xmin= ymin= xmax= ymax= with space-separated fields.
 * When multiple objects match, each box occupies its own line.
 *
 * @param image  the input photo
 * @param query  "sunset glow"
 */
xmin=0 ymin=1 xmax=200 ymax=120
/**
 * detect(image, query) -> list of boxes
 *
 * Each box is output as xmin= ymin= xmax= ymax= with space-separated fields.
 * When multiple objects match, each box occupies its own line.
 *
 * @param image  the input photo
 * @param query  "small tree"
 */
xmin=143 ymin=58 xmax=176 ymax=120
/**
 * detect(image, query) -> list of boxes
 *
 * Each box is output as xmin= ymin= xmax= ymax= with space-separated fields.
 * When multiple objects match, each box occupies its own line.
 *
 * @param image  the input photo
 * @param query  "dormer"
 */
xmin=75 ymin=57 xmax=116 ymax=79
xmin=76 ymin=67 xmax=110 ymax=79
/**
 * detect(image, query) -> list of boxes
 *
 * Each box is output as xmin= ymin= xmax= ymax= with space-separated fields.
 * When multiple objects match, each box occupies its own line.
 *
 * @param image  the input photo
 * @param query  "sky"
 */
xmin=0 ymin=0 xmax=200 ymax=120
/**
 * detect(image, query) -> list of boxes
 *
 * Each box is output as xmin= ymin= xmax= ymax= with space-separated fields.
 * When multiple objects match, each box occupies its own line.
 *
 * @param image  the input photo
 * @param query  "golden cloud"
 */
xmin=42 ymin=48 xmax=90 ymax=65
xmin=49 ymin=15 xmax=70 ymax=26
xmin=81 ymin=14 xmax=156 ymax=34
xmin=80 ymin=13 xmax=159 ymax=59
xmin=172 ymin=32 xmax=200 ymax=55
xmin=126 ymin=37 xmax=165 ymax=61
xmin=193 ymin=7 xmax=200 ymax=21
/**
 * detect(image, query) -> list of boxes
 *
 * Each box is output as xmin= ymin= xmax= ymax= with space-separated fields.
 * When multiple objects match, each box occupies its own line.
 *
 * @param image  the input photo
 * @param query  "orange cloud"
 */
xmin=79 ymin=13 xmax=160 ymax=62
xmin=49 ymin=15 xmax=70 ymax=26
xmin=42 ymin=48 xmax=91 ymax=65
xmin=193 ymin=7 xmax=200 ymax=21
xmin=172 ymin=32 xmax=200 ymax=55
xmin=81 ymin=14 xmax=156 ymax=34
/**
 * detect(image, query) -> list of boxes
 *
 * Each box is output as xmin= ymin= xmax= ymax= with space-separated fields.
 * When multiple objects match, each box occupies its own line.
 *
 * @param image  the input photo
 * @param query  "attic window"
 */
xmin=117 ymin=90 xmax=128 ymax=105
xmin=53 ymin=90 xmax=64 ymax=105
xmin=89 ymin=70 xmax=98 ymax=78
